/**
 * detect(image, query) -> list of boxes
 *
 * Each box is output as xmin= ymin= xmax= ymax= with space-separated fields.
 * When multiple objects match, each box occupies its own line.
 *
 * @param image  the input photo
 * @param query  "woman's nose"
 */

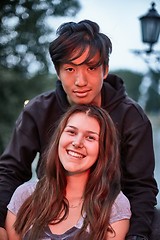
xmin=72 ymin=136 xmax=84 ymax=148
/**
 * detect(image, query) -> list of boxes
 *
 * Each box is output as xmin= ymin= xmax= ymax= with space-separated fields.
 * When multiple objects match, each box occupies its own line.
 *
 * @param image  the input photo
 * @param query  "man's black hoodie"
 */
xmin=0 ymin=74 xmax=158 ymax=238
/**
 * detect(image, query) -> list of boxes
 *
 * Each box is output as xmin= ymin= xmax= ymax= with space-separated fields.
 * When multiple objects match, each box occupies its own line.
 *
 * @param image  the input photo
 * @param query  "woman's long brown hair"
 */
xmin=14 ymin=104 xmax=121 ymax=240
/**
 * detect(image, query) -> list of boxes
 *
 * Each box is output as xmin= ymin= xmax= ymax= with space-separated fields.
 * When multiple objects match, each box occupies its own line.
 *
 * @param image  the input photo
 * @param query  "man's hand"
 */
xmin=0 ymin=227 xmax=8 ymax=240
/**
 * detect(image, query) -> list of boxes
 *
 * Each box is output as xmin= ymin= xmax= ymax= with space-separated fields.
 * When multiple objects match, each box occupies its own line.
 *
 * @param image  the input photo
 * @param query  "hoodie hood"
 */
xmin=102 ymin=74 xmax=127 ymax=112
xmin=55 ymin=74 xmax=127 ymax=112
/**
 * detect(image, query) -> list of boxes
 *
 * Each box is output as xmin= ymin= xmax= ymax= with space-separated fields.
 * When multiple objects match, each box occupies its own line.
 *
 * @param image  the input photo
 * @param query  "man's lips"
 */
xmin=73 ymin=89 xmax=91 ymax=97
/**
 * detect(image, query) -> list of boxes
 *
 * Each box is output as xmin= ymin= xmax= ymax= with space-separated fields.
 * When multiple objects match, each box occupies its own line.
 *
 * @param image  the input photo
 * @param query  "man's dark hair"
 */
xmin=49 ymin=20 xmax=112 ymax=73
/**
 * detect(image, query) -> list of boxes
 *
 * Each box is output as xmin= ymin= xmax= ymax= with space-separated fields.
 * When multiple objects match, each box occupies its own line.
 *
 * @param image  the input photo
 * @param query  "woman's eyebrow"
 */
xmin=66 ymin=125 xmax=99 ymax=136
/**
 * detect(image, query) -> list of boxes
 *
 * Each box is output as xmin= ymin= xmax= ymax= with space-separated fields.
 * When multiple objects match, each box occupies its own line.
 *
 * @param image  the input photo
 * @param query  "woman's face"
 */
xmin=58 ymin=112 xmax=100 ymax=175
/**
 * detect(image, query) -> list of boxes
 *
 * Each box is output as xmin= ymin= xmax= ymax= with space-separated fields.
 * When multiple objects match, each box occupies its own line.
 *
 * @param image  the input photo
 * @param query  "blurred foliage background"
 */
xmin=0 ymin=0 xmax=81 ymax=152
xmin=0 ymin=0 xmax=160 ymax=154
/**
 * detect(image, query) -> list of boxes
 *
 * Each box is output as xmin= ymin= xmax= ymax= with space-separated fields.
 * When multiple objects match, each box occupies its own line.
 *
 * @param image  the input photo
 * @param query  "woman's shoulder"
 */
xmin=12 ymin=179 xmax=38 ymax=199
xmin=7 ymin=180 xmax=38 ymax=215
xmin=110 ymin=191 xmax=131 ymax=224
xmin=115 ymin=191 xmax=130 ymax=206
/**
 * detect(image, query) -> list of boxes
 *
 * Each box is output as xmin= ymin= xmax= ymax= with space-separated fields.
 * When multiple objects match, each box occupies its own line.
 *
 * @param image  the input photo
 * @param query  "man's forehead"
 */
xmin=68 ymin=49 xmax=100 ymax=66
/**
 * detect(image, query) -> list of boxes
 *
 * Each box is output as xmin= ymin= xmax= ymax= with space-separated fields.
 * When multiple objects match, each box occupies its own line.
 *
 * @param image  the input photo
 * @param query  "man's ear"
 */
xmin=55 ymin=67 xmax=61 ymax=80
xmin=57 ymin=72 xmax=61 ymax=80
xmin=103 ymin=65 xmax=109 ymax=79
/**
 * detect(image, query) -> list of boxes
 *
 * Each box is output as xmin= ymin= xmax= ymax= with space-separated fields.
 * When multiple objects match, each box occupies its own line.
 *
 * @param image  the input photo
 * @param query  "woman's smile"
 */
xmin=67 ymin=150 xmax=85 ymax=159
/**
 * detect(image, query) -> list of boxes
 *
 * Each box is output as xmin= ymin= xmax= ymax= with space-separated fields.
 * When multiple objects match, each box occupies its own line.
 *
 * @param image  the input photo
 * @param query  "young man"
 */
xmin=0 ymin=20 xmax=158 ymax=240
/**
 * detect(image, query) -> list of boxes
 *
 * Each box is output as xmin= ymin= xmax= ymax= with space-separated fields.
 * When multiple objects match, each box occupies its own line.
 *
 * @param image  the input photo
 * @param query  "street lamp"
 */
xmin=131 ymin=2 xmax=160 ymax=73
xmin=131 ymin=2 xmax=160 ymax=112
xmin=139 ymin=2 xmax=160 ymax=53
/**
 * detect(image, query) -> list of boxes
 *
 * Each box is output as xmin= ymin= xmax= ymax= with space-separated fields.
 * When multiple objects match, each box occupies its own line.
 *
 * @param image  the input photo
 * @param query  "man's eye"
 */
xmin=66 ymin=68 xmax=73 ymax=72
xmin=88 ymin=66 xmax=96 ymax=71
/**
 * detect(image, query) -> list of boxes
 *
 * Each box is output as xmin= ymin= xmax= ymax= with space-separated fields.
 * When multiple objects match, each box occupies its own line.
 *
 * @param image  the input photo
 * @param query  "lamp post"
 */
xmin=132 ymin=2 xmax=160 ymax=72
xmin=139 ymin=2 xmax=160 ymax=54
xmin=132 ymin=2 xmax=160 ymax=113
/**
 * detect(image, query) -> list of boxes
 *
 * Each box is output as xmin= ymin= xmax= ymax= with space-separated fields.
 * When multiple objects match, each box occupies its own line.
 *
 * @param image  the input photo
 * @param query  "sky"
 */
xmin=52 ymin=0 xmax=160 ymax=74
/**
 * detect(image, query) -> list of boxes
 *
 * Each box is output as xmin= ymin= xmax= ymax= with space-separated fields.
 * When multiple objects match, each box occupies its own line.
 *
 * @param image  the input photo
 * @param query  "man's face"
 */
xmin=58 ymin=48 xmax=109 ymax=106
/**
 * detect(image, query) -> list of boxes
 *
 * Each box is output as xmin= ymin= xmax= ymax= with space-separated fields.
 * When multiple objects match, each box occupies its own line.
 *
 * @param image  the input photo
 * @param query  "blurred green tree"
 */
xmin=145 ymin=70 xmax=160 ymax=113
xmin=111 ymin=69 xmax=143 ymax=102
xmin=0 ymin=0 xmax=81 ymax=153
xmin=0 ymin=0 xmax=81 ymax=74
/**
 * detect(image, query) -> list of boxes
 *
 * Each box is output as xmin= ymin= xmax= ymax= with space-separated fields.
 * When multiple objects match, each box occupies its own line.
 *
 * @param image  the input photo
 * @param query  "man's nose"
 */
xmin=75 ymin=70 xmax=87 ymax=87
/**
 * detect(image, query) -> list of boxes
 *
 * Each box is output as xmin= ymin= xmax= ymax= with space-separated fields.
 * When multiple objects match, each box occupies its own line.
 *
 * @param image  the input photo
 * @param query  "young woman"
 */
xmin=5 ymin=104 xmax=131 ymax=240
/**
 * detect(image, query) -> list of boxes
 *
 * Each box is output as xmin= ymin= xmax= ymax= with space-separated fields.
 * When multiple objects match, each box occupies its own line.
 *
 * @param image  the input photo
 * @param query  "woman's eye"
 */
xmin=86 ymin=135 xmax=95 ymax=141
xmin=66 ymin=130 xmax=75 ymax=135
